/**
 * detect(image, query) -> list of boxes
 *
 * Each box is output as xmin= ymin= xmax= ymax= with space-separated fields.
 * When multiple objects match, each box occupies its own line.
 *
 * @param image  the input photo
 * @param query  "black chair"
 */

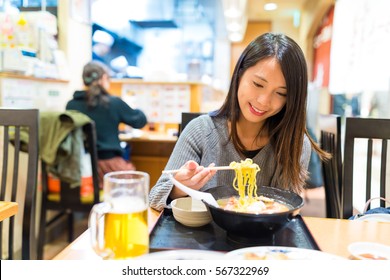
xmin=178 ymin=112 xmax=204 ymax=137
xmin=305 ymin=125 xmax=324 ymax=189
xmin=342 ymin=117 xmax=390 ymax=219
xmin=0 ymin=108 xmax=39 ymax=259
xmin=318 ymin=114 xmax=342 ymax=218
xmin=37 ymin=121 xmax=100 ymax=259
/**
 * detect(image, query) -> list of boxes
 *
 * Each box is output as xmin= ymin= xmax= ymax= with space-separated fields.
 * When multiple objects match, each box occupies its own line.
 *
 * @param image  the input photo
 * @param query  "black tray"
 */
xmin=150 ymin=210 xmax=320 ymax=253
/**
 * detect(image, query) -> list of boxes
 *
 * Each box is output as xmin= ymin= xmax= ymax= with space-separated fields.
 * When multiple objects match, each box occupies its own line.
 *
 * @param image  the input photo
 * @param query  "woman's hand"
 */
xmin=169 ymin=160 xmax=216 ymax=199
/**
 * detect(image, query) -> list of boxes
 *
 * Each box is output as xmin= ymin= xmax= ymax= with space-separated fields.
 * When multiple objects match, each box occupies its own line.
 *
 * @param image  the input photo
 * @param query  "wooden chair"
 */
xmin=0 ymin=108 xmax=39 ymax=259
xmin=342 ymin=117 xmax=390 ymax=219
xmin=37 ymin=122 xmax=100 ymax=259
xmin=318 ymin=114 xmax=343 ymax=218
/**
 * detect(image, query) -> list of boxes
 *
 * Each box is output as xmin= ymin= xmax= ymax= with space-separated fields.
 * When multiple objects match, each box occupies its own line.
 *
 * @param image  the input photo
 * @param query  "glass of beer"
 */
xmin=89 ymin=171 xmax=149 ymax=259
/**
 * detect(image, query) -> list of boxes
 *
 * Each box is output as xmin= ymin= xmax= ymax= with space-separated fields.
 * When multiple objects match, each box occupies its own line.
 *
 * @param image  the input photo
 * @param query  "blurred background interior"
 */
xmin=2 ymin=0 xmax=389 ymax=122
xmin=1 ymin=0 xmax=390 ymax=259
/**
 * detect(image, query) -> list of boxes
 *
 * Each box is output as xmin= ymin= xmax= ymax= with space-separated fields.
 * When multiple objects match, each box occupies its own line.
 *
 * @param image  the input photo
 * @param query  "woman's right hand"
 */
xmin=169 ymin=160 xmax=216 ymax=199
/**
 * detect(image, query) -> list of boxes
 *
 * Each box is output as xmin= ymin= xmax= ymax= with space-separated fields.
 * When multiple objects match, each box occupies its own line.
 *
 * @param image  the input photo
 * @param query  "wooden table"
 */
xmin=303 ymin=217 xmax=390 ymax=257
xmin=53 ymin=209 xmax=390 ymax=260
xmin=0 ymin=201 xmax=18 ymax=222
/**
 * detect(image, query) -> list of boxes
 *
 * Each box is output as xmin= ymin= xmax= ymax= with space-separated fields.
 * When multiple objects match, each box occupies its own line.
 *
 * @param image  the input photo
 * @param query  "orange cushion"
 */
xmin=47 ymin=174 xmax=102 ymax=204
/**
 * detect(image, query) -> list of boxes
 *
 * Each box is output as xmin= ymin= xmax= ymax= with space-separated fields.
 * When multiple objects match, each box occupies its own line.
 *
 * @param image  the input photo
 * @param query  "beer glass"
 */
xmin=89 ymin=171 xmax=149 ymax=259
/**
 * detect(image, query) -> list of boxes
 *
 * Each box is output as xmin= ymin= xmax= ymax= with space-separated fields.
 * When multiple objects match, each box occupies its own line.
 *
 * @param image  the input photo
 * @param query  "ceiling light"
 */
xmin=264 ymin=3 xmax=278 ymax=11
xmin=222 ymin=0 xmax=248 ymax=43
xmin=224 ymin=7 xmax=241 ymax=18
xmin=293 ymin=10 xmax=301 ymax=27
xmin=227 ymin=22 xmax=241 ymax=32
xmin=229 ymin=32 xmax=243 ymax=42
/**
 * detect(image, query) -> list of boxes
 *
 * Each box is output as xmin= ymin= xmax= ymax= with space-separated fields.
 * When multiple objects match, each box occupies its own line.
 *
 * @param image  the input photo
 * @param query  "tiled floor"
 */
xmin=43 ymin=187 xmax=326 ymax=260
xmin=43 ymin=214 xmax=89 ymax=260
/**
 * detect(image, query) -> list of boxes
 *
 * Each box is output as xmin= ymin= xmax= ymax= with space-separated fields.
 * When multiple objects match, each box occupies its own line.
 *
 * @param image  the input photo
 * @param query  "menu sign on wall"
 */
xmin=0 ymin=77 xmax=68 ymax=111
xmin=121 ymin=84 xmax=191 ymax=124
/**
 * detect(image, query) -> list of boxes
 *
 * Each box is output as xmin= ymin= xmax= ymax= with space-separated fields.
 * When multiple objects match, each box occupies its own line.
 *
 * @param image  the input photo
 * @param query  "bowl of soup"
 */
xmin=203 ymin=186 xmax=304 ymax=240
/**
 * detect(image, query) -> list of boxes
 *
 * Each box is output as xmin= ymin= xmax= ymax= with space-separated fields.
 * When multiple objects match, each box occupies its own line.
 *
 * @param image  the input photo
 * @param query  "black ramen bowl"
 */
xmin=203 ymin=186 xmax=304 ymax=242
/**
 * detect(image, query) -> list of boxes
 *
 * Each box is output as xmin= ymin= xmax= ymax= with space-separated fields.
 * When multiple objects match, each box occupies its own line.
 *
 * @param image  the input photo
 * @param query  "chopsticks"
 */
xmin=162 ymin=166 xmax=233 ymax=174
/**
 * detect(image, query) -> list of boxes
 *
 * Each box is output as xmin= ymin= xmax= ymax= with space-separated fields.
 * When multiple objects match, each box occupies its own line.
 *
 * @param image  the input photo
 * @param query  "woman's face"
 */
xmin=237 ymin=57 xmax=287 ymax=126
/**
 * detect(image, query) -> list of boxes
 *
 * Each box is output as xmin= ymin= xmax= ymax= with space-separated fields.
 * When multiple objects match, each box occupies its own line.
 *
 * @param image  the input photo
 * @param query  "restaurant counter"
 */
xmin=119 ymin=132 xmax=177 ymax=187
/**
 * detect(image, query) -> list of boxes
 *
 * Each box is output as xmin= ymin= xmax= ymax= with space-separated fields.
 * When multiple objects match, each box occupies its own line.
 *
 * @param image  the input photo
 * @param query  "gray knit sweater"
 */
xmin=149 ymin=115 xmax=311 ymax=211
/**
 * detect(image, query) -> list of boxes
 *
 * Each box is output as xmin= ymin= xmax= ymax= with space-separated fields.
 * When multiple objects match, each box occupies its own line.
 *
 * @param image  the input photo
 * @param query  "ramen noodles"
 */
xmin=225 ymin=158 xmax=289 ymax=214
xmin=229 ymin=158 xmax=260 ymax=206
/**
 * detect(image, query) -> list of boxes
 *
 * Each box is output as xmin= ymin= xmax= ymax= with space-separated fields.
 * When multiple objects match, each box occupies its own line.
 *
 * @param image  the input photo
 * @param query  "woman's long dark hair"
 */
xmin=82 ymin=61 xmax=110 ymax=108
xmin=215 ymin=32 xmax=329 ymax=192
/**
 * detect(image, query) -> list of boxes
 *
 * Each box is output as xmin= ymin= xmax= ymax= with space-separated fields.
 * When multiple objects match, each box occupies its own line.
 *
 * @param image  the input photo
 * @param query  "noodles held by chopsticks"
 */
xmin=229 ymin=158 xmax=260 ymax=208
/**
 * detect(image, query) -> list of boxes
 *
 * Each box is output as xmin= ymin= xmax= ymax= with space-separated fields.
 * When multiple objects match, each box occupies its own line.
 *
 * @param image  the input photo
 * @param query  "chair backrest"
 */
xmin=179 ymin=112 xmax=204 ymax=137
xmin=342 ymin=117 xmax=390 ymax=219
xmin=0 ymin=108 xmax=39 ymax=260
xmin=38 ymin=121 xmax=100 ymax=259
xmin=318 ymin=114 xmax=342 ymax=218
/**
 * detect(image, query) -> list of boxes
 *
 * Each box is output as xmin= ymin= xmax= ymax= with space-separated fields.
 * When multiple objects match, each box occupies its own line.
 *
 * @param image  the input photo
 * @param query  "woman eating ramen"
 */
xmin=149 ymin=32 xmax=330 ymax=211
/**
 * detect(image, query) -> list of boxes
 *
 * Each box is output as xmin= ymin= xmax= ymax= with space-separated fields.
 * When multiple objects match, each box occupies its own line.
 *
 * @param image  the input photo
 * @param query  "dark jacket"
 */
xmin=66 ymin=90 xmax=147 ymax=159
xmin=40 ymin=111 xmax=92 ymax=187
xmin=11 ymin=110 xmax=92 ymax=187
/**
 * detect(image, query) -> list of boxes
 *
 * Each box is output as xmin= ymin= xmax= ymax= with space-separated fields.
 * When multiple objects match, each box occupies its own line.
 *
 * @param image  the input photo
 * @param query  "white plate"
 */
xmin=135 ymin=249 xmax=225 ymax=260
xmin=353 ymin=214 xmax=390 ymax=222
xmin=224 ymin=246 xmax=345 ymax=260
xmin=348 ymin=242 xmax=390 ymax=260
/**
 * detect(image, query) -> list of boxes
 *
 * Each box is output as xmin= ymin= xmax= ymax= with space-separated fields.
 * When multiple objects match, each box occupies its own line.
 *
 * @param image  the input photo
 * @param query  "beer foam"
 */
xmin=109 ymin=196 xmax=147 ymax=213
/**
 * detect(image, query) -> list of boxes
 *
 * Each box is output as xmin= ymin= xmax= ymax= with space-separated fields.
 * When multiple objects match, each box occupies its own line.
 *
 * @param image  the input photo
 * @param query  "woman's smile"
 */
xmin=249 ymin=103 xmax=267 ymax=117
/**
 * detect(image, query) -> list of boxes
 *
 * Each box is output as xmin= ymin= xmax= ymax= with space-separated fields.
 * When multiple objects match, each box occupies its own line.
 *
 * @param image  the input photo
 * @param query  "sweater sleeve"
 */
xmin=148 ymin=117 xmax=209 ymax=211
xmin=301 ymin=134 xmax=312 ymax=173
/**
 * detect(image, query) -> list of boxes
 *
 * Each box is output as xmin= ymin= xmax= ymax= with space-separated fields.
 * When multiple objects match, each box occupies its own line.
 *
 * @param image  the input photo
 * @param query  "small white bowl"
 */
xmin=348 ymin=242 xmax=390 ymax=260
xmin=171 ymin=197 xmax=212 ymax=227
xmin=353 ymin=214 xmax=390 ymax=222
